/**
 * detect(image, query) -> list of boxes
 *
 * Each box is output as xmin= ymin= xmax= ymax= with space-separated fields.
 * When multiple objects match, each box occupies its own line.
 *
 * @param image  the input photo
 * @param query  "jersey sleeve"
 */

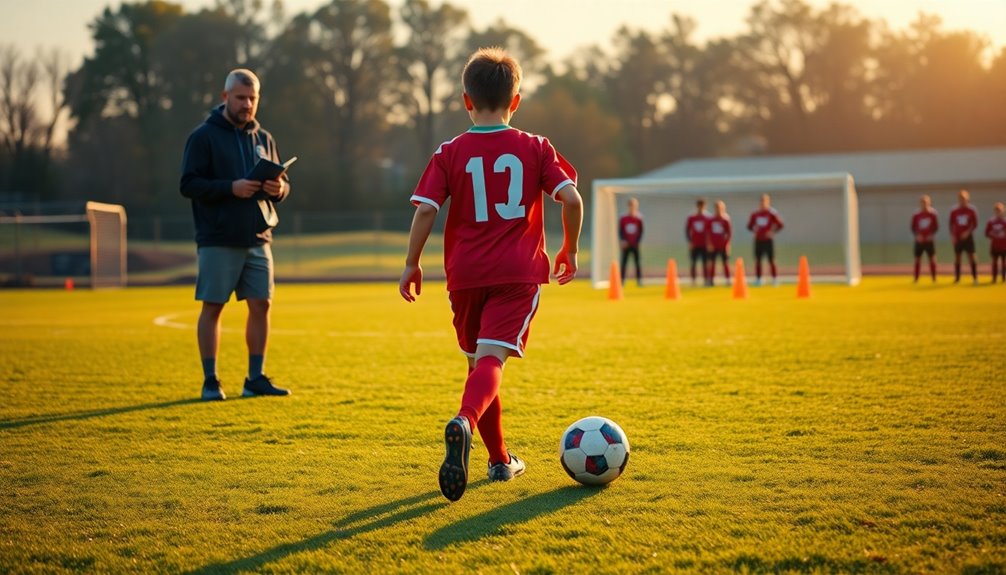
xmin=539 ymin=138 xmax=576 ymax=200
xmin=410 ymin=145 xmax=450 ymax=211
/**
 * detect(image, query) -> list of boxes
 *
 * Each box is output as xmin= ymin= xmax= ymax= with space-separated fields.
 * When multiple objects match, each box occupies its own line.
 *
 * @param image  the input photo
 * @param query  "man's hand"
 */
xmin=263 ymin=178 xmax=286 ymax=197
xmin=232 ymin=179 xmax=260 ymax=199
xmin=619 ymin=240 xmax=628 ymax=250
xmin=553 ymin=249 xmax=578 ymax=285
xmin=399 ymin=263 xmax=423 ymax=302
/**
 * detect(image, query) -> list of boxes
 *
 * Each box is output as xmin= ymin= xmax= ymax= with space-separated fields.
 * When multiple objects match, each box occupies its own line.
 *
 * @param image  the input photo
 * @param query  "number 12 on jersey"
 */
xmin=466 ymin=154 xmax=526 ymax=223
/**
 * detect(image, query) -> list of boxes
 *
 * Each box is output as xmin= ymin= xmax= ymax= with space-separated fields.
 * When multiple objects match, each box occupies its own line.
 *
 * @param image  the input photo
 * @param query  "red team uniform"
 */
xmin=949 ymin=204 xmax=978 ymax=253
xmin=685 ymin=211 xmax=710 ymax=284
xmin=619 ymin=214 xmax=643 ymax=248
xmin=911 ymin=207 xmax=939 ymax=281
xmin=987 ymin=216 xmax=1006 ymax=254
xmin=619 ymin=213 xmax=644 ymax=285
xmin=707 ymin=214 xmax=732 ymax=281
xmin=410 ymin=125 xmax=576 ymax=356
xmin=949 ymin=202 xmax=979 ymax=282
xmin=747 ymin=207 xmax=784 ymax=281
xmin=986 ymin=214 xmax=1006 ymax=282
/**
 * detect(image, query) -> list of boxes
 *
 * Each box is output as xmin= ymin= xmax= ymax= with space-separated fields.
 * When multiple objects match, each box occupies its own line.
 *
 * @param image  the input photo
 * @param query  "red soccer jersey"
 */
xmin=747 ymin=208 xmax=783 ymax=241
xmin=410 ymin=125 xmax=576 ymax=291
xmin=949 ymin=204 xmax=978 ymax=241
xmin=619 ymin=214 xmax=643 ymax=247
xmin=911 ymin=209 xmax=939 ymax=242
xmin=707 ymin=214 xmax=732 ymax=250
xmin=685 ymin=212 xmax=710 ymax=248
xmin=986 ymin=216 xmax=1006 ymax=251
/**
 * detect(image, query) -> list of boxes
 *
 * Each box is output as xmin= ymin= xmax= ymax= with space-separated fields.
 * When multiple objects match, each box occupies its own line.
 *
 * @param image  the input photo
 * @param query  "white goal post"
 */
xmin=86 ymin=202 xmax=127 ymax=288
xmin=0 ymin=201 xmax=127 ymax=288
xmin=591 ymin=173 xmax=861 ymax=287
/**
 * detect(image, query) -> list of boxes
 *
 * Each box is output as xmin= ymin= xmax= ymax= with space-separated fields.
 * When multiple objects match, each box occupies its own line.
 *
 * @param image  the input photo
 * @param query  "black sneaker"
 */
xmin=242 ymin=374 xmax=291 ymax=397
xmin=201 ymin=377 xmax=225 ymax=401
xmin=439 ymin=416 xmax=472 ymax=502
xmin=487 ymin=451 xmax=526 ymax=482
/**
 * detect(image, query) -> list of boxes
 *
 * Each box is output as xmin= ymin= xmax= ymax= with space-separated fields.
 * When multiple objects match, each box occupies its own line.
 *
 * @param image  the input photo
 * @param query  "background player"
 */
xmin=986 ymin=202 xmax=1006 ymax=283
xmin=706 ymin=200 xmax=732 ymax=285
xmin=685 ymin=198 xmax=710 ymax=286
xmin=747 ymin=193 xmax=784 ymax=286
xmin=911 ymin=194 xmax=939 ymax=282
xmin=618 ymin=197 xmax=644 ymax=286
xmin=399 ymin=47 xmax=583 ymax=502
xmin=949 ymin=189 xmax=979 ymax=284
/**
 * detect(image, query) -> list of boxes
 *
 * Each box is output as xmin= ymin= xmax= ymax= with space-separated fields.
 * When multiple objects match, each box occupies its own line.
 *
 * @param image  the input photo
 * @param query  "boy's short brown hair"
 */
xmin=462 ymin=47 xmax=522 ymax=112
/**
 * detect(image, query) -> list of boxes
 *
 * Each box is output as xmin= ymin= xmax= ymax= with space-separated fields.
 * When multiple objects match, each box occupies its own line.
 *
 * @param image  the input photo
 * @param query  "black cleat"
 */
xmin=242 ymin=374 xmax=291 ymax=397
xmin=201 ymin=377 xmax=225 ymax=401
xmin=487 ymin=451 xmax=526 ymax=482
xmin=439 ymin=416 xmax=472 ymax=501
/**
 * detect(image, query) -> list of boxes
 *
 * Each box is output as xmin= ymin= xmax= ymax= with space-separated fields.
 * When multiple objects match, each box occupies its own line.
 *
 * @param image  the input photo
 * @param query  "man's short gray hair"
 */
xmin=224 ymin=69 xmax=260 ymax=92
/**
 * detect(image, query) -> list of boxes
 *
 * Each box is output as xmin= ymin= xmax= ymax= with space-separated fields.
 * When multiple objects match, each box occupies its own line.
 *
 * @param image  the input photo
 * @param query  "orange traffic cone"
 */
xmin=796 ymin=255 xmax=811 ymax=298
xmin=732 ymin=258 xmax=748 ymax=299
xmin=608 ymin=261 xmax=623 ymax=300
xmin=64 ymin=278 xmax=74 ymax=291
xmin=665 ymin=258 xmax=680 ymax=300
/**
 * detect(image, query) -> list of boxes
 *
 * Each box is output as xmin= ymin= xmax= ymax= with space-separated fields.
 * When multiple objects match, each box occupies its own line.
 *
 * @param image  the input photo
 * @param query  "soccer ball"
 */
xmin=559 ymin=416 xmax=630 ymax=485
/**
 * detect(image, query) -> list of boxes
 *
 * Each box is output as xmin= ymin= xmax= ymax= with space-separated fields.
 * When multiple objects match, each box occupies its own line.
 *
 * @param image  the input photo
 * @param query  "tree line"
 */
xmin=1 ymin=0 xmax=1004 ymax=220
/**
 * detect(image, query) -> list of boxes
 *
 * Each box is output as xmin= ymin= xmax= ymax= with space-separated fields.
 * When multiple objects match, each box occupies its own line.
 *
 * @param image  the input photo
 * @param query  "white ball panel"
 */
xmin=579 ymin=430 xmax=609 ymax=456
xmin=562 ymin=448 xmax=587 ymax=474
xmin=604 ymin=443 xmax=627 ymax=468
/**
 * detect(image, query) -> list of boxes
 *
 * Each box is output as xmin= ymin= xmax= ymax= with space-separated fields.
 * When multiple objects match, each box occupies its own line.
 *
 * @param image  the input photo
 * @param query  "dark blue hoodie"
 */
xmin=180 ymin=105 xmax=290 ymax=247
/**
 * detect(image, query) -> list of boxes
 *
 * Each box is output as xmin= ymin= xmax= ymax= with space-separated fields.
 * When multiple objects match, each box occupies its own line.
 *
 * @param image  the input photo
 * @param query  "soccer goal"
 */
xmin=0 ymin=201 xmax=127 ymax=288
xmin=592 ymin=173 xmax=861 ymax=287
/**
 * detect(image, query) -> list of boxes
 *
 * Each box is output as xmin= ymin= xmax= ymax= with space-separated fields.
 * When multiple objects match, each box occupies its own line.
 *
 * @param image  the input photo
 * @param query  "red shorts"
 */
xmin=448 ymin=283 xmax=542 ymax=358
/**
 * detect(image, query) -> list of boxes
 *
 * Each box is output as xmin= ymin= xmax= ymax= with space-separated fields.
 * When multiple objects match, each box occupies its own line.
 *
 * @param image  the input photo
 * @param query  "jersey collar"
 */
xmin=468 ymin=125 xmax=511 ymax=134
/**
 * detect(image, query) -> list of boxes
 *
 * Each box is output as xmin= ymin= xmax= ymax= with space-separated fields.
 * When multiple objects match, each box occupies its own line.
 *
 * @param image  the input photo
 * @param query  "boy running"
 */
xmin=399 ymin=47 xmax=583 ymax=502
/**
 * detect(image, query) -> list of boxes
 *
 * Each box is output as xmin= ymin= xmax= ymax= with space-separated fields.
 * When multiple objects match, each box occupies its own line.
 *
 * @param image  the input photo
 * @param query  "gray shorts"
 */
xmin=195 ymin=245 xmax=274 ymax=303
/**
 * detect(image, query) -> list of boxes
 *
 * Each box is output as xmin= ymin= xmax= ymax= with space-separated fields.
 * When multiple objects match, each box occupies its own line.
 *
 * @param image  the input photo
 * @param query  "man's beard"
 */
xmin=227 ymin=106 xmax=254 ymax=125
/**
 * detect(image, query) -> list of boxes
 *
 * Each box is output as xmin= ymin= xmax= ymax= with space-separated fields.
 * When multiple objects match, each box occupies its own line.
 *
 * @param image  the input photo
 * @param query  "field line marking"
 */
xmin=153 ymin=312 xmax=441 ymax=338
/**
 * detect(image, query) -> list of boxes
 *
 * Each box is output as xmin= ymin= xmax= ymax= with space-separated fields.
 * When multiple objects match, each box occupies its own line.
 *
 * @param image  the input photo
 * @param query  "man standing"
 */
xmin=949 ymin=189 xmax=979 ymax=284
xmin=910 ymin=194 xmax=939 ymax=283
xmin=685 ymin=199 xmax=710 ymax=286
xmin=747 ymin=194 xmax=784 ymax=286
xmin=180 ymin=69 xmax=292 ymax=400
xmin=618 ymin=197 xmax=644 ymax=286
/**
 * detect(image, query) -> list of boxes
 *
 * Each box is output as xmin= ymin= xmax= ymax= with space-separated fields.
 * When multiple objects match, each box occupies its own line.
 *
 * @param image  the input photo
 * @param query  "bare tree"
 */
xmin=0 ymin=45 xmax=41 ymax=161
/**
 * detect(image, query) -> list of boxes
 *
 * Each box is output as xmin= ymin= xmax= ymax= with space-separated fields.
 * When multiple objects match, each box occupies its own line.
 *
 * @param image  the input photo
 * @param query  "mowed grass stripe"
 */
xmin=0 ymin=278 xmax=1004 ymax=574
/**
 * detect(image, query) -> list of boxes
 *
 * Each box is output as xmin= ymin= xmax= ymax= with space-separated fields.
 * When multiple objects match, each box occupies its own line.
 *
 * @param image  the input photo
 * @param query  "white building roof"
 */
xmin=640 ymin=147 xmax=1006 ymax=188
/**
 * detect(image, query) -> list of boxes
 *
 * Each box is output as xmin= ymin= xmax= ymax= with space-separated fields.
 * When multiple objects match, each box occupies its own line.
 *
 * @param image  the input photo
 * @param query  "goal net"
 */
xmin=591 ymin=173 xmax=861 ymax=287
xmin=0 ymin=201 xmax=127 ymax=288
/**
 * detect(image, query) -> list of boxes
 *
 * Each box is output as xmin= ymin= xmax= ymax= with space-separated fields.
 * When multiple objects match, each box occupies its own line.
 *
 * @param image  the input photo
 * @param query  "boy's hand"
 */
xmin=553 ymin=250 xmax=578 ymax=285
xmin=399 ymin=264 xmax=423 ymax=302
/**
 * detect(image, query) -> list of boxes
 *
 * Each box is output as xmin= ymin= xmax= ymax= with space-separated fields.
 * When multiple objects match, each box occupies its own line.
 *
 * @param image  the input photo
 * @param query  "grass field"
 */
xmin=1 ymin=278 xmax=1004 ymax=574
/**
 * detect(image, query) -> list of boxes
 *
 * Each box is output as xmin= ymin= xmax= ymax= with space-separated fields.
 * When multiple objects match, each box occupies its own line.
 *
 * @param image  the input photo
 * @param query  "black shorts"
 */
xmin=754 ymin=239 xmax=774 ymax=260
xmin=913 ymin=241 xmax=935 ymax=258
xmin=689 ymin=246 xmax=708 ymax=263
xmin=992 ymin=249 xmax=1006 ymax=258
xmin=954 ymin=236 xmax=976 ymax=255
xmin=709 ymin=248 xmax=729 ymax=262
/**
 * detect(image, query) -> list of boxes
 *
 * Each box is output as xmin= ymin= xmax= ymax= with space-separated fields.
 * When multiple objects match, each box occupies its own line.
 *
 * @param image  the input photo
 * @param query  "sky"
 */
xmin=2 ymin=0 xmax=1005 ymax=68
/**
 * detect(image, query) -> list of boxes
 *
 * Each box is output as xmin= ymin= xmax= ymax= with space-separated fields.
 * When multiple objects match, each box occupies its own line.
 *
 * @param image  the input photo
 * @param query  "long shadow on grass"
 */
xmin=423 ymin=484 xmax=602 ymax=550
xmin=0 ymin=398 xmax=202 ymax=430
xmin=185 ymin=481 xmax=489 ymax=575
